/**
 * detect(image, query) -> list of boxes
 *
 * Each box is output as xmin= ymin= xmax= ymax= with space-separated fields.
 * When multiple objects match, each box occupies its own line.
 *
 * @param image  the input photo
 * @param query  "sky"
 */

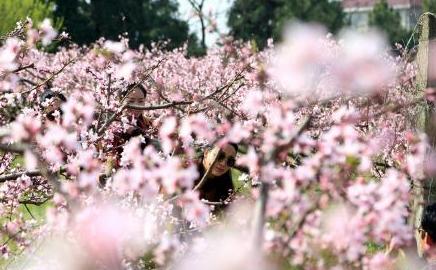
xmin=177 ymin=0 xmax=234 ymax=47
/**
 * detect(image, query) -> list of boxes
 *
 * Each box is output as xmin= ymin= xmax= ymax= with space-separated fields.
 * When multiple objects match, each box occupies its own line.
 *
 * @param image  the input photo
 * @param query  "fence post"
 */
xmin=413 ymin=12 xmax=436 ymax=257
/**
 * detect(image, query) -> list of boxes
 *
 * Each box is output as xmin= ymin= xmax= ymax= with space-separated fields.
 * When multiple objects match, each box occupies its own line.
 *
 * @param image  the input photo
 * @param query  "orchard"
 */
xmin=0 ymin=16 xmax=435 ymax=270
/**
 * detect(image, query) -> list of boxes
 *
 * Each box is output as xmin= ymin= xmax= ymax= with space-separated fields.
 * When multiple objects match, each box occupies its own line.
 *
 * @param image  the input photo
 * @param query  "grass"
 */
xmin=0 ymin=152 xmax=52 ymax=267
xmin=0 ymin=199 xmax=51 ymax=267
xmin=231 ymin=168 xmax=252 ymax=196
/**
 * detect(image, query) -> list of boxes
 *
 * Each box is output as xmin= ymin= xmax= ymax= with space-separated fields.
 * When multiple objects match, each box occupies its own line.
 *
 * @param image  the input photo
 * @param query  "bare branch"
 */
xmin=20 ymin=78 xmax=38 ymax=86
xmin=199 ymin=73 xmax=244 ymax=102
xmin=268 ymin=115 xmax=312 ymax=160
xmin=0 ymin=143 xmax=27 ymax=153
xmin=97 ymin=104 xmax=128 ymax=136
xmin=126 ymin=100 xmax=193 ymax=111
xmin=12 ymin=63 xmax=34 ymax=73
xmin=20 ymin=196 xmax=52 ymax=206
xmin=187 ymin=0 xmax=207 ymax=50
xmin=21 ymin=58 xmax=77 ymax=94
xmin=0 ymin=170 xmax=41 ymax=183
xmin=289 ymin=204 xmax=319 ymax=239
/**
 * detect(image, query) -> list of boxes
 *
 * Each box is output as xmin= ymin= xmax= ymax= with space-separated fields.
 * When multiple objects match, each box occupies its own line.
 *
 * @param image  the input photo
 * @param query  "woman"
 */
xmin=112 ymin=83 xmax=151 ymax=157
xmin=194 ymin=143 xmax=238 ymax=207
xmin=120 ymin=83 xmax=149 ymax=131
xmin=101 ymin=84 xmax=151 ymax=185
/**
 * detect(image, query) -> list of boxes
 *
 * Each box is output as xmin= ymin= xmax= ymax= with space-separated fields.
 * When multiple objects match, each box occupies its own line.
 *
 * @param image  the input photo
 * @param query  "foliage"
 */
xmin=368 ymin=0 xmax=411 ymax=46
xmin=423 ymin=0 xmax=436 ymax=13
xmin=54 ymin=0 xmax=199 ymax=51
xmin=0 ymin=0 xmax=61 ymax=37
xmin=227 ymin=0 xmax=344 ymax=49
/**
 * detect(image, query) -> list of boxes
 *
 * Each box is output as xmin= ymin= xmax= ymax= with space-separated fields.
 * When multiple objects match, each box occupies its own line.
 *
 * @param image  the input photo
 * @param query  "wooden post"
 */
xmin=413 ymin=12 xmax=436 ymax=257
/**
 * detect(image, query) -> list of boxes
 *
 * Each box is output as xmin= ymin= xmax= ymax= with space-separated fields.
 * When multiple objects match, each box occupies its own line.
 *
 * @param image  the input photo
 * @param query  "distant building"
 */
xmin=341 ymin=0 xmax=422 ymax=31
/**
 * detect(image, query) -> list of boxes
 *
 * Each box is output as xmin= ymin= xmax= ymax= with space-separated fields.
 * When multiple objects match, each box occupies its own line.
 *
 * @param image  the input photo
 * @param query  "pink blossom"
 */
xmin=18 ymin=174 xmax=32 ymax=189
xmin=320 ymin=204 xmax=367 ymax=262
xmin=237 ymin=146 xmax=260 ymax=178
xmin=159 ymin=116 xmax=178 ymax=154
xmin=104 ymin=40 xmax=126 ymax=53
xmin=268 ymin=23 xmax=331 ymax=97
xmin=61 ymin=91 xmax=95 ymax=129
xmin=0 ymin=21 xmax=427 ymax=269
xmin=160 ymin=157 xmax=198 ymax=194
xmin=363 ymin=253 xmax=394 ymax=270
xmin=5 ymin=221 xmax=19 ymax=235
xmin=178 ymin=191 xmax=210 ymax=228
xmin=226 ymin=122 xmax=251 ymax=144
xmin=24 ymin=150 xmax=38 ymax=171
xmin=116 ymin=61 xmax=136 ymax=80
xmin=179 ymin=113 xmax=214 ymax=143
xmin=242 ymin=90 xmax=264 ymax=116
xmin=39 ymin=19 xmax=57 ymax=46
xmin=10 ymin=113 xmax=42 ymax=142
xmin=0 ymin=38 xmax=21 ymax=71
xmin=333 ymin=30 xmax=396 ymax=94
xmin=71 ymin=204 xmax=146 ymax=268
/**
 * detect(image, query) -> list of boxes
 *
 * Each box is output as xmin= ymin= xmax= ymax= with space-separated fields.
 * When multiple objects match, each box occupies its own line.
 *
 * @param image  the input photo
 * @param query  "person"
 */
xmin=100 ymin=83 xmax=154 ymax=187
xmin=39 ymin=89 xmax=67 ymax=122
xmin=111 ymin=83 xmax=151 ymax=159
xmin=120 ymin=83 xmax=150 ymax=130
xmin=419 ymin=202 xmax=436 ymax=262
xmin=193 ymin=143 xmax=238 ymax=209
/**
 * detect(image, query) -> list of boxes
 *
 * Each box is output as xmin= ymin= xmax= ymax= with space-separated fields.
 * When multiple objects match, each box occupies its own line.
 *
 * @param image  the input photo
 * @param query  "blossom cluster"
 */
xmin=0 ymin=19 xmax=430 ymax=269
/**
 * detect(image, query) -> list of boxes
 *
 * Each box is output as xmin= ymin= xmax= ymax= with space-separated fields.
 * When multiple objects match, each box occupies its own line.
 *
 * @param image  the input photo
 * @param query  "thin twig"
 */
xmin=269 ymin=116 xmax=312 ymax=160
xmin=289 ymin=204 xmax=319 ymax=239
xmin=97 ymin=104 xmax=128 ymax=135
xmin=199 ymin=73 xmax=244 ymax=102
xmin=193 ymin=154 xmax=219 ymax=192
xmin=20 ymin=196 xmax=52 ymax=206
xmin=12 ymin=63 xmax=34 ymax=73
xmin=21 ymin=58 xmax=76 ymax=94
xmin=20 ymin=78 xmax=38 ymax=86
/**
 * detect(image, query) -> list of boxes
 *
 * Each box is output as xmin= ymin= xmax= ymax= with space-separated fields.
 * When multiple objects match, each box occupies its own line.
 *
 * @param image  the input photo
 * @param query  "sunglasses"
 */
xmin=216 ymin=151 xmax=236 ymax=167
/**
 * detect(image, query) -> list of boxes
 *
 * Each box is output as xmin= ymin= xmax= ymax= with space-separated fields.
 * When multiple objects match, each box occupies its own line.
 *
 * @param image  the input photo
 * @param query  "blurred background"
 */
xmin=0 ymin=0 xmax=430 ymax=54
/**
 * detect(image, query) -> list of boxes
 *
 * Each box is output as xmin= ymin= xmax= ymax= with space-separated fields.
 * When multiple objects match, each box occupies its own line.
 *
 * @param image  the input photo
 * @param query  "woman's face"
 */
xmin=125 ymin=87 xmax=146 ymax=115
xmin=203 ymin=144 xmax=237 ymax=177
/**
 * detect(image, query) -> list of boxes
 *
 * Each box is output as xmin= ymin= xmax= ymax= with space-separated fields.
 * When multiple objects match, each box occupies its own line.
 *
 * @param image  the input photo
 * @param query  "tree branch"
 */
xmin=187 ymin=0 xmax=207 ymax=50
xmin=0 ymin=143 xmax=27 ymax=153
xmin=21 ymin=58 xmax=77 ymax=94
xmin=12 ymin=63 xmax=35 ymax=73
xmin=0 ymin=170 xmax=41 ymax=183
xmin=97 ymin=104 xmax=128 ymax=136
xmin=268 ymin=115 xmax=312 ymax=160
xmin=20 ymin=196 xmax=52 ymax=206
xmin=126 ymin=100 xmax=193 ymax=111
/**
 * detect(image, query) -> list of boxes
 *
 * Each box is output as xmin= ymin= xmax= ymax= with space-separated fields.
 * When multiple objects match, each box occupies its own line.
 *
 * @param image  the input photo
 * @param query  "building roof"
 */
xmin=342 ymin=0 xmax=422 ymax=9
